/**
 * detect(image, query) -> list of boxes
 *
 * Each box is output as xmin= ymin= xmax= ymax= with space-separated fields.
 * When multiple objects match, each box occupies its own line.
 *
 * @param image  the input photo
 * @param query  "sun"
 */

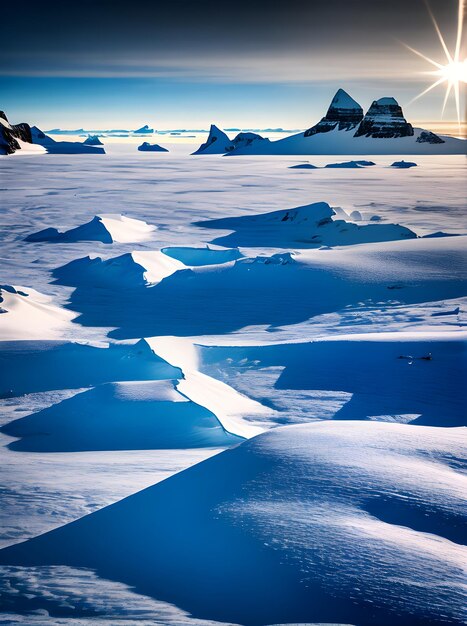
xmin=403 ymin=0 xmax=466 ymax=130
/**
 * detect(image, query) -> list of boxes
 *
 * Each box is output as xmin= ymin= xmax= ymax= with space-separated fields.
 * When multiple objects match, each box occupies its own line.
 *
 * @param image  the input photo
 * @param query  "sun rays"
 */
xmin=404 ymin=0 xmax=466 ymax=130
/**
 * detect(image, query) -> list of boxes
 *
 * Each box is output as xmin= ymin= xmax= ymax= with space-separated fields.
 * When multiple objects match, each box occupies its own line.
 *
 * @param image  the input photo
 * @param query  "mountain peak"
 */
xmin=330 ymin=89 xmax=362 ymax=110
xmin=354 ymin=97 xmax=414 ymax=138
xmin=192 ymin=124 xmax=233 ymax=155
xmin=304 ymin=89 xmax=363 ymax=137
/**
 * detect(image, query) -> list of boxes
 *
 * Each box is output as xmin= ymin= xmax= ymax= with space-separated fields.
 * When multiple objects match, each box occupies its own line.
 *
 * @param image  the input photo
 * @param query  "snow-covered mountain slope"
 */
xmin=2 ymin=380 xmax=243 ymax=451
xmin=304 ymin=87 xmax=363 ymax=137
xmin=25 ymin=214 xmax=156 ymax=244
xmin=1 ymin=421 xmax=464 ymax=626
xmin=0 ymin=285 xmax=76 ymax=340
xmin=354 ymin=97 xmax=414 ymax=138
xmin=196 ymin=201 xmax=416 ymax=247
xmin=226 ymin=91 xmax=466 ymax=155
xmin=0 ymin=111 xmax=42 ymax=156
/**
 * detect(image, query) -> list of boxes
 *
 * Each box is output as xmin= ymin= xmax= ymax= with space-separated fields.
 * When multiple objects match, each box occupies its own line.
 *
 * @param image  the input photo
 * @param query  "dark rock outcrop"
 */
xmin=416 ymin=130 xmax=445 ymax=144
xmin=304 ymin=89 xmax=363 ymax=137
xmin=0 ymin=111 xmax=33 ymax=155
xmin=354 ymin=98 xmax=414 ymax=138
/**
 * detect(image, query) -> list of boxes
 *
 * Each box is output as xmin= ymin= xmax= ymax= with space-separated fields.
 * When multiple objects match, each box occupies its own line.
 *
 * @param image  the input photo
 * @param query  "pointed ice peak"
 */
xmin=209 ymin=124 xmax=225 ymax=135
xmin=330 ymin=89 xmax=362 ymax=110
xmin=192 ymin=124 xmax=234 ymax=154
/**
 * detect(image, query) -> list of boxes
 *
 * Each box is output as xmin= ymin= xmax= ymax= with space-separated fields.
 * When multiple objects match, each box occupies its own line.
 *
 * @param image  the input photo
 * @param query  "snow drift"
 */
xmin=25 ymin=214 xmax=156 ymax=244
xmin=195 ymin=201 xmax=416 ymax=248
xmin=1 ymin=421 xmax=464 ymax=625
xmin=3 ymin=380 xmax=242 ymax=451
xmin=61 ymin=236 xmax=467 ymax=338
xmin=0 ymin=285 xmax=76 ymax=340
xmin=53 ymin=246 xmax=243 ymax=289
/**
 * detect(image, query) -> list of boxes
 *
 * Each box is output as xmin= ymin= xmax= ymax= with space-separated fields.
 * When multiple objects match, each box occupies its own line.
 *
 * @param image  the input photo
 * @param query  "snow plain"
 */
xmin=0 ymin=141 xmax=466 ymax=625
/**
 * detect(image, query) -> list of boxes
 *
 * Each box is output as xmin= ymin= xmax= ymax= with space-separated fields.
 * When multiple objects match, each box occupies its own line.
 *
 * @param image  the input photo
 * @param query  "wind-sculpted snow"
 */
xmin=195 ymin=201 xmax=416 ymax=248
xmin=0 ymin=339 xmax=180 ymax=397
xmin=25 ymin=214 xmax=156 ymax=244
xmin=53 ymin=251 xmax=185 ymax=288
xmin=2 ymin=380 xmax=243 ymax=451
xmin=200 ymin=332 xmax=467 ymax=428
xmin=57 ymin=237 xmax=467 ymax=338
xmin=161 ymin=245 xmax=243 ymax=266
xmin=53 ymin=246 xmax=244 ymax=290
xmin=0 ymin=285 xmax=76 ymax=340
xmin=1 ymin=421 xmax=465 ymax=625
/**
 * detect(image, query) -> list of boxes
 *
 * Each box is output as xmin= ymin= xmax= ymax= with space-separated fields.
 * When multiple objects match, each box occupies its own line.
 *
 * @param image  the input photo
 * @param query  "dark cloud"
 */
xmin=2 ymin=0 xmax=460 ymax=67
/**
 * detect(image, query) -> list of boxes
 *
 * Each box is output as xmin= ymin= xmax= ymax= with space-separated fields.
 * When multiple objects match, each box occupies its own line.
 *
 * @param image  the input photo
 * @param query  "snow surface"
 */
xmin=0 ymin=285 xmax=76 ymax=340
xmin=0 ymin=146 xmax=465 ymax=625
xmin=1 ymin=421 xmax=465 ymax=625
xmin=329 ymin=87 xmax=362 ymax=109
xmin=2 ymin=380 xmax=243 ymax=451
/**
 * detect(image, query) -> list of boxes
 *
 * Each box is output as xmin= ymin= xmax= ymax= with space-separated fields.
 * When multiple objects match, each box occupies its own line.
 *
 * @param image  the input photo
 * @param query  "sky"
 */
xmin=1 ymin=0 xmax=465 ymax=129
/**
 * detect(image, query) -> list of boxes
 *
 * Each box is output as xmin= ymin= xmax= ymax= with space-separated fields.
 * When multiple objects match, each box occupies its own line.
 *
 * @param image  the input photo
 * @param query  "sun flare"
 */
xmin=404 ymin=0 xmax=466 ymax=130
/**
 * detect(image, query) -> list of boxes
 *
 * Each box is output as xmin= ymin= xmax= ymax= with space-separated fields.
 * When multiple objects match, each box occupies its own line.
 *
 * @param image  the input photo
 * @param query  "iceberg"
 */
xmin=138 ymin=141 xmax=168 ymax=152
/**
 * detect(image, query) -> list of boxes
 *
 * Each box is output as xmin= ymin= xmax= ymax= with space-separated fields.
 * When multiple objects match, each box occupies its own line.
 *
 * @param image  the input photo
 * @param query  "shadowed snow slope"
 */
xmin=62 ymin=236 xmax=467 ymax=338
xmin=2 ymin=380 xmax=242 ymax=451
xmin=53 ymin=246 xmax=243 ymax=289
xmin=201 ymin=332 xmax=467 ymax=427
xmin=0 ymin=285 xmax=76 ymax=340
xmin=25 ymin=214 xmax=156 ymax=244
xmin=0 ymin=421 xmax=465 ymax=626
xmin=195 ymin=202 xmax=416 ymax=248
xmin=53 ymin=251 xmax=186 ymax=288
xmin=0 ymin=339 xmax=181 ymax=397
